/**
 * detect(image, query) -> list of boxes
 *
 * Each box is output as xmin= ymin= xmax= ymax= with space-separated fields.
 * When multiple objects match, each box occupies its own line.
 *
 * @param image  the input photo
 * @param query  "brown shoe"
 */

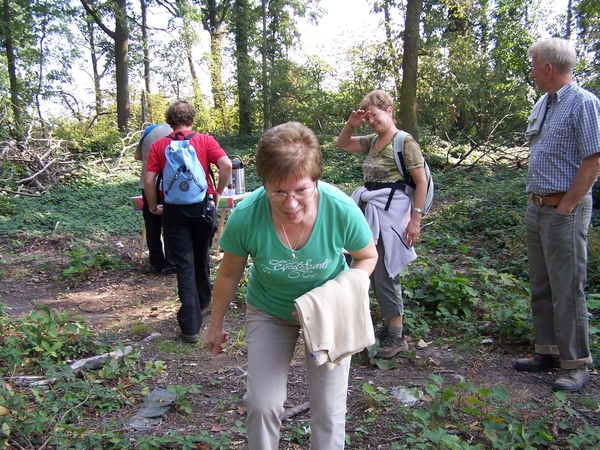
xmin=513 ymin=353 xmax=561 ymax=372
xmin=552 ymin=365 xmax=589 ymax=392
xmin=376 ymin=333 xmax=408 ymax=358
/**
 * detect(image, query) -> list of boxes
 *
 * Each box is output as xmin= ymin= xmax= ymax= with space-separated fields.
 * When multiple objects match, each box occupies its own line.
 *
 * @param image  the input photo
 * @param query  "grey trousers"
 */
xmin=244 ymin=303 xmax=350 ymax=450
xmin=371 ymin=237 xmax=404 ymax=320
xmin=525 ymin=195 xmax=593 ymax=369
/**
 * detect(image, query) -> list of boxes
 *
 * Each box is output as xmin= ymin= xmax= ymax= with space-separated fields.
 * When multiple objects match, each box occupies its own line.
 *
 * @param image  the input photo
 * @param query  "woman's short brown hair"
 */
xmin=165 ymin=100 xmax=196 ymax=128
xmin=256 ymin=122 xmax=322 ymax=185
xmin=359 ymin=90 xmax=395 ymax=112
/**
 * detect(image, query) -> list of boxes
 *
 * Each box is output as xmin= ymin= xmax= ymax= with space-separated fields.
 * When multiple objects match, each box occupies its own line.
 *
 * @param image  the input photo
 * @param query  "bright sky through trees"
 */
xmin=297 ymin=0 xmax=569 ymax=65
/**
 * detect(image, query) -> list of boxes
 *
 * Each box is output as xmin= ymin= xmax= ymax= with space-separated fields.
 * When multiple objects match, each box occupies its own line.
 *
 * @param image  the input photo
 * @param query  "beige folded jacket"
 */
xmin=294 ymin=268 xmax=375 ymax=371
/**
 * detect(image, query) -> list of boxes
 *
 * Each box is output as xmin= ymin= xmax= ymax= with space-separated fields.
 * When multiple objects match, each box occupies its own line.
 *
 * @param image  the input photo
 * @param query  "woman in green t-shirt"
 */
xmin=204 ymin=122 xmax=378 ymax=450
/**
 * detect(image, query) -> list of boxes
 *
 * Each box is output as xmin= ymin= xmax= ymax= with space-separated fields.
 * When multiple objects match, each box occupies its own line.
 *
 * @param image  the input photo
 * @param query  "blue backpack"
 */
xmin=162 ymin=132 xmax=208 ymax=205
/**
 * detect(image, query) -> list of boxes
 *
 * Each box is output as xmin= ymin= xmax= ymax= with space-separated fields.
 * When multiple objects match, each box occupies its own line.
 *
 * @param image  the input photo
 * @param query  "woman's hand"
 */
xmin=404 ymin=217 xmax=421 ymax=247
xmin=204 ymin=324 xmax=229 ymax=356
xmin=337 ymin=109 xmax=370 ymax=152
xmin=348 ymin=109 xmax=369 ymax=130
xmin=203 ymin=251 xmax=247 ymax=356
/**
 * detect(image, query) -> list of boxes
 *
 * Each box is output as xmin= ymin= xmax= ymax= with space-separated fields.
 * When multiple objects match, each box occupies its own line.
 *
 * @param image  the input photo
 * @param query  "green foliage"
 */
xmin=2 ymin=135 xmax=600 ymax=447
xmin=319 ymin=138 xmax=364 ymax=191
xmin=404 ymin=260 xmax=480 ymax=318
xmin=166 ymin=384 xmax=201 ymax=415
xmin=385 ymin=374 xmax=600 ymax=449
xmin=282 ymin=420 xmax=310 ymax=445
xmin=59 ymin=243 xmax=124 ymax=283
xmin=0 ymin=304 xmax=107 ymax=367
xmin=0 ymin=168 xmax=142 ymax=239
xmin=0 ymin=305 xmax=242 ymax=449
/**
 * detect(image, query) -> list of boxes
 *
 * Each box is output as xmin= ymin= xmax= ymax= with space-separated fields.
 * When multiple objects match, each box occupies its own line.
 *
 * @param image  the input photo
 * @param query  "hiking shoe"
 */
xmin=552 ymin=365 xmax=589 ymax=392
xmin=513 ymin=353 xmax=561 ymax=372
xmin=375 ymin=325 xmax=389 ymax=342
xmin=180 ymin=333 xmax=199 ymax=344
xmin=376 ymin=333 xmax=408 ymax=358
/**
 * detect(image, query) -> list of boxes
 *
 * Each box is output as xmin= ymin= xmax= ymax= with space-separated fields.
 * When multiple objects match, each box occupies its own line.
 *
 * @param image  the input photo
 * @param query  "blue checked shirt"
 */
xmin=527 ymin=82 xmax=600 ymax=195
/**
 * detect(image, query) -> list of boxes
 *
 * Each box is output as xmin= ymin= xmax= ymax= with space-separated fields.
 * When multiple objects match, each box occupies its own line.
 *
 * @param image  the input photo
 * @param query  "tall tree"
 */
xmin=1 ymin=0 xmax=22 ymax=136
xmin=199 ymin=0 xmax=230 ymax=129
xmin=261 ymin=0 xmax=270 ymax=130
xmin=80 ymin=0 xmax=131 ymax=132
xmin=376 ymin=0 xmax=403 ymax=103
xmin=140 ymin=0 xmax=151 ymax=120
xmin=85 ymin=14 xmax=104 ymax=117
xmin=399 ymin=0 xmax=422 ymax=140
xmin=574 ymin=0 xmax=600 ymax=95
xmin=259 ymin=0 xmax=318 ymax=130
xmin=158 ymin=0 xmax=205 ymax=112
xmin=233 ymin=0 xmax=254 ymax=134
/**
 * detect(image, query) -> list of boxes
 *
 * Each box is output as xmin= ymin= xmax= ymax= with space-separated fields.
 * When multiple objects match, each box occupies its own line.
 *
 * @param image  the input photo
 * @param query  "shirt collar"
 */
xmin=554 ymin=81 xmax=577 ymax=102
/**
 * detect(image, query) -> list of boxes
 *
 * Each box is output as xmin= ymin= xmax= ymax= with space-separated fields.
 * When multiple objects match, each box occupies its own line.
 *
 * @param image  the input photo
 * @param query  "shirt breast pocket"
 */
xmin=547 ymin=125 xmax=575 ymax=151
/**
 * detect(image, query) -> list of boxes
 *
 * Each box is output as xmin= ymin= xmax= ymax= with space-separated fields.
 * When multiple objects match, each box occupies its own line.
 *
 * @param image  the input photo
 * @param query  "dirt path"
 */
xmin=1 ymin=233 xmax=598 ymax=448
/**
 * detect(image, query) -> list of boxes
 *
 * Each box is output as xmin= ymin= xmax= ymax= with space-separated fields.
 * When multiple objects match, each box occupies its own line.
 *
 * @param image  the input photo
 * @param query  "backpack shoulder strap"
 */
xmin=370 ymin=134 xmax=378 ymax=149
xmin=169 ymin=131 xmax=196 ymax=141
xmin=392 ymin=131 xmax=410 ymax=183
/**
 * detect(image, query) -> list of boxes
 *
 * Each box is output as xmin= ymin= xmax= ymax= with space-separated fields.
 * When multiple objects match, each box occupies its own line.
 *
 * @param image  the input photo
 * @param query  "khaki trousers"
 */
xmin=244 ymin=303 xmax=351 ymax=450
xmin=525 ymin=195 xmax=593 ymax=368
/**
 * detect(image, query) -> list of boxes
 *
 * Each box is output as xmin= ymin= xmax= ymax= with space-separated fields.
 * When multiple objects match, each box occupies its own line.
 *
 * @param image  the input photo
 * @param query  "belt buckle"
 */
xmin=533 ymin=195 xmax=544 ymax=206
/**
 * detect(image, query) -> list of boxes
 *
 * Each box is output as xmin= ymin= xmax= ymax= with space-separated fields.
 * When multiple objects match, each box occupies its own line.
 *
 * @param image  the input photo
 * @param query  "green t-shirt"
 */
xmin=219 ymin=181 xmax=373 ymax=322
xmin=360 ymin=132 xmax=424 ymax=183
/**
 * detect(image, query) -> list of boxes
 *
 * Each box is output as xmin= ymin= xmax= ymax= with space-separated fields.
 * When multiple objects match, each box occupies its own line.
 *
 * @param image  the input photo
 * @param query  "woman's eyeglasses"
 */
xmin=267 ymin=185 xmax=316 ymax=202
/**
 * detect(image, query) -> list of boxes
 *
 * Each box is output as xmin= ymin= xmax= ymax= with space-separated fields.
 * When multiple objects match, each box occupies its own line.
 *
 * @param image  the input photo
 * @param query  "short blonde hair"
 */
xmin=256 ymin=122 xmax=322 ymax=185
xmin=359 ymin=90 xmax=395 ymax=112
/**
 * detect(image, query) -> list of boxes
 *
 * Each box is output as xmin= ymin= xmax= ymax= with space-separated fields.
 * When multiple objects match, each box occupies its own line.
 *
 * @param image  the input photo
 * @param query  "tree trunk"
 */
xmin=261 ymin=0 xmax=270 ymax=131
xmin=566 ymin=0 xmax=572 ymax=38
xmin=2 ymin=0 xmax=22 ymax=137
xmin=399 ymin=0 xmax=422 ymax=141
xmin=234 ymin=0 xmax=252 ymax=135
xmin=382 ymin=0 xmax=402 ymax=107
xmin=114 ymin=0 xmax=130 ymax=132
xmin=203 ymin=0 xmax=229 ymax=129
xmin=182 ymin=16 xmax=203 ymax=109
xmin=80 ymin=0 xmax=130 ymax=132
xmin=86 ymin=15 xmax=103 ymax=117
xmin=141 ymin=0 xmax=151 ymax=120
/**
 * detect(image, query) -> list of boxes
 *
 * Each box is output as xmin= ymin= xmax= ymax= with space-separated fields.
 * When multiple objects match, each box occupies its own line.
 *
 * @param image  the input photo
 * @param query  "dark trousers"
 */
xmin=141 ymin=190 xmax=175 ymax=273
xmin=163 ymin=202 xmax=216 ymax=335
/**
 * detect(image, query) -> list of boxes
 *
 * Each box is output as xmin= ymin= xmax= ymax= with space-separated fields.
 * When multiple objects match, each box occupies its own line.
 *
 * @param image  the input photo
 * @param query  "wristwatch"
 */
xmin=413 ymin=207 xmax=423 ymax=214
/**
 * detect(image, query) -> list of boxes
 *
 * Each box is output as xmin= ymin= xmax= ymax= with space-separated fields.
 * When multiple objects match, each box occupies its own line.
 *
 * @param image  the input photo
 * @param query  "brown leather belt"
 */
xmin=529 ymin=192 xmax=566 ymax=206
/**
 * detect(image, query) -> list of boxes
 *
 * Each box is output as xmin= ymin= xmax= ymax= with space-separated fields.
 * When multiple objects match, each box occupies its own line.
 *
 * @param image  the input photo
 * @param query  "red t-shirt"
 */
xmin=146 ymin=130 xmax=227 ymax=195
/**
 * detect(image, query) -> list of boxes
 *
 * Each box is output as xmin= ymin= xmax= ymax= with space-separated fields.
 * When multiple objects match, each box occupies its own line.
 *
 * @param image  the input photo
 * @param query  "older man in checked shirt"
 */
xmin=513 ymin=38 xmax=600 ymax=392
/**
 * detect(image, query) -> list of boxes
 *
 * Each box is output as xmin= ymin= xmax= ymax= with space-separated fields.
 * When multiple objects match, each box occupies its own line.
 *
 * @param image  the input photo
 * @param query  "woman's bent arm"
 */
xmin=204 ymin=251 xmax=248 ymax=356
xmin=348 ymin=240 xmax=378 ymax=276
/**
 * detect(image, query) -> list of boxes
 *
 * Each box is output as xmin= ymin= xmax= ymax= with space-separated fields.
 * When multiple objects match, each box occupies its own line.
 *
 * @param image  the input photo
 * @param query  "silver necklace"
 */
xmin=281 ymin=222 xmax=307 ymax=259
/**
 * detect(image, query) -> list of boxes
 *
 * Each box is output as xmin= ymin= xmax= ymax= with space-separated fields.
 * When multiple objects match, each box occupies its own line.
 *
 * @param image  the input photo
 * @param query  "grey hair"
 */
xmin=527 ymin=38 xmax=576 ymax=75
